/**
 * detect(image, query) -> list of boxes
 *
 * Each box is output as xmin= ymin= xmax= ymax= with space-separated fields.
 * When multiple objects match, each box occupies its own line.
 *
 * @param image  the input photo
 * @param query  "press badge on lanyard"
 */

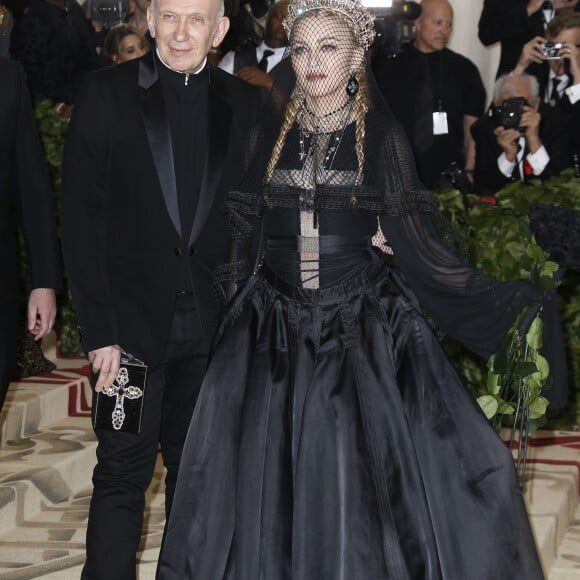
xmin=432 ymin=98 xmax=448 ymax=135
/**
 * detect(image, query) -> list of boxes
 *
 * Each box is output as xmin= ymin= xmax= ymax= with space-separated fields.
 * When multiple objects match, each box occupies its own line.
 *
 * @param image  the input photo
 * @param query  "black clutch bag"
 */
xmin=93 ymin=351 xmax=148 ymax=434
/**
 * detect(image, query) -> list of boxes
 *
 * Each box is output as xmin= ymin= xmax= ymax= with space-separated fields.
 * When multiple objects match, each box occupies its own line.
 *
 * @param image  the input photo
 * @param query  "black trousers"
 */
xmin=81 ymin=293 xmax=209 ymax=580
xmin=0 ymin=299 xmax=19 ymax=412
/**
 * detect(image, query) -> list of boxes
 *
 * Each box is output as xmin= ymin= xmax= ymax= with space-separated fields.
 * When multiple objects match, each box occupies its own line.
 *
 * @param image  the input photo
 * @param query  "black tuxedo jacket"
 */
xmin=0 ymin=58 xmax=61 ymax=305
xmin=527 ymin=61 xmax=580 ymax=154
xmin=471 ymin=105 xmax=572 ymax=194
xmin=61 ymin=52 xmax=260 ymax=363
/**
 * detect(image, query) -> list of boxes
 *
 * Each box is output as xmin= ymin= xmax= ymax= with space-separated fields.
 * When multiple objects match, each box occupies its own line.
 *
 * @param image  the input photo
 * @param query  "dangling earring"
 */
xmin=346 ymin=74 xmax=359 ymax=97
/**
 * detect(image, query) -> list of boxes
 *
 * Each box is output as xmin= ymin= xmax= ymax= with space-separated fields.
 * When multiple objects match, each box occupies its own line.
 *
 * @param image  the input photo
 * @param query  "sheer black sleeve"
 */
xmin=377 ymin=123 xmax=540 ymax=359
xmin=219 ymin=118 xmax=276 ymax=295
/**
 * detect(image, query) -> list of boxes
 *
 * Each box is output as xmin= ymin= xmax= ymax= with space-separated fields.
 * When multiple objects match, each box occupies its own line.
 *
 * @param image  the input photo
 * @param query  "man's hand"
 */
xmin=521 ymin=104 xmax=542 ymax=153
xmin=514 ymin=36 xmax=547 ymax=74
xmin=88 ymin=346 xmax=121 ymax=392
xmin=552 ymin=0 xmax=578 ymax=12
xmin=236 ymin=66 xmax=274 ymax=90
xmin=559 ymin=41 xmax=580 ymax=84
xmin=527 ymin=0 xmax=545 ymax=15
xmin=27 ymin=288 xmax=57 ymax=341
xmin=494 ymin=126 xmax=521 ymax=162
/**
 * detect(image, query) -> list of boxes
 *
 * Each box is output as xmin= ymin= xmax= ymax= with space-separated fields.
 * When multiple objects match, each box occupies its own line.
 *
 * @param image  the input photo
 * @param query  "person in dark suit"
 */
xmin=478 ymin=0 xmax=579 ymax=78
xmin=219 ymin=0 xmax=289 ymax=90
xmin=472 ymin=73 xmax=571 ymax=194
xmin=512 ymin=12 xmax=580 ymax=154
xmin=10 ymin=0 xmax=102 ymax=105
xmin=60 ymin=0 xmax=260 ymax=575
xmin=0 ymin=58 xmax=61 ymax=411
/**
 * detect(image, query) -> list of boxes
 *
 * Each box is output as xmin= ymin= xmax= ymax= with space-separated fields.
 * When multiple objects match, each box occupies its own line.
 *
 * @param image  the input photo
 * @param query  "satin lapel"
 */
xmin=138 ymin=56 xmax=181 ymax=238
xmin=188 ymin=70 xmax=231 ymax=246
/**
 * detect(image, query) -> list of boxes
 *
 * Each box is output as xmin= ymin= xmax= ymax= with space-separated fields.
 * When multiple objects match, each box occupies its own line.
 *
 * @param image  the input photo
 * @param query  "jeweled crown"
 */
xmin=284 ymin=0 xmax=376 ymax=51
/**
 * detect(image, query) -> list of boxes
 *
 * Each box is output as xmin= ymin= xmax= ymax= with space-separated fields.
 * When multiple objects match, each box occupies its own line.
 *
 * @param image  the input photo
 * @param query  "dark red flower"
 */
xmin=476 ymin=195 xmax=498 ymax=206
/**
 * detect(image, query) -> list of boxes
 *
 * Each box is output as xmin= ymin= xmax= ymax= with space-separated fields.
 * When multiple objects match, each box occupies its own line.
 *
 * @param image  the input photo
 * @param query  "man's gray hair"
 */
xmin=493 ymin=73 xmax=540 ymax=105
xmin=150 ymin=0 xmax=225 ymax=22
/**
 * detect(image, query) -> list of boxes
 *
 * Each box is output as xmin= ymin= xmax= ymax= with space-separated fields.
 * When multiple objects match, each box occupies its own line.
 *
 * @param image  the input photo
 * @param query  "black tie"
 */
xmin=551 ymin=77 xmax=562 ymax=105
xmin=258 ymin=49 xmax=274 ymax=72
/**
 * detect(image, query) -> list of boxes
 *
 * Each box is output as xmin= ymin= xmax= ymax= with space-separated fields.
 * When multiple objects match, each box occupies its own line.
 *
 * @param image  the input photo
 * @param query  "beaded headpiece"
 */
xmin=284 ymin=0 xmax=376 ymax=50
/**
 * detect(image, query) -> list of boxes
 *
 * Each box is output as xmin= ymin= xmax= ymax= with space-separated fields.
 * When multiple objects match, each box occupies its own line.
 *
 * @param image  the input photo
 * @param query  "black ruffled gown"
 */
xmin=157 ymin=112 xmax=545 ymax=579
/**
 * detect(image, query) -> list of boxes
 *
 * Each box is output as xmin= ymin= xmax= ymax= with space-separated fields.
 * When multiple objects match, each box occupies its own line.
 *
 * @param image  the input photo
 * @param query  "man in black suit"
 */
xmin=0 ymin=58 xmax=60 ymax=412
xmin=60 ymin=0 xmax=260 ymax=575
xmin=471 ymin=73 xmax=571 ymax=193
xmin=512 ymin=12 xmax=580 ymax=153
xmin=219 ymin=0 xmax=288 ymax=79
xmin=479 ymin=0 xmax=579 ymax=78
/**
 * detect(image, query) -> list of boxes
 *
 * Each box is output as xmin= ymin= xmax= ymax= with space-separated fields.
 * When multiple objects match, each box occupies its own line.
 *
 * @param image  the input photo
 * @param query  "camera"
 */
xmin=440 ymin=162 xmax=471 ymax=197
xmin=543 ymin=42 xmax=563 ymax=60
xmin=364 ymin=1 xmax=422 ymax=57
xmin=495 ymin=97 xmax=528 ymax=131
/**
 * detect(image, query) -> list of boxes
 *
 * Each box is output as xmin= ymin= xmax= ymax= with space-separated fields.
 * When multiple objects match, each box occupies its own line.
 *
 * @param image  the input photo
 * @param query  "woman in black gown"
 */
xmin=157 ymin=0 xmax=546 ymax=577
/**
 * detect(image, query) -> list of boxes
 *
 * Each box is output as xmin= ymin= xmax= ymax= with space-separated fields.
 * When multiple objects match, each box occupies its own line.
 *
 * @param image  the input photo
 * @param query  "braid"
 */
xmin=352 ymin=64 xmax=368 ymax=202
xmin=264 ymin=96 xmax=303 ymax=195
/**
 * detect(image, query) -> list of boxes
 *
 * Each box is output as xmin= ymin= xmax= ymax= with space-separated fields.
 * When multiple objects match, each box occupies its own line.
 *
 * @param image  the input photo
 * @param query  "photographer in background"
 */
xmin=513 ymin=14 xmax=580 ymax=153
xmin=479 ymin=0 xmax=579 ymax=79
xmin=512 ymin=13 xmax=580 ymax=161
xmin=514 ymin=13 xmax=580 ymax=102
xmin=471 ymin=73 xmax=571 ymax=194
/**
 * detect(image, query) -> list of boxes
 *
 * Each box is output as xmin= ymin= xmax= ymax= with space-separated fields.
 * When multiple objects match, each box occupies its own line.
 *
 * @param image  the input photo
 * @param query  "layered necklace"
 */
xmin=298 ymin=98 xmax=354 ymax=167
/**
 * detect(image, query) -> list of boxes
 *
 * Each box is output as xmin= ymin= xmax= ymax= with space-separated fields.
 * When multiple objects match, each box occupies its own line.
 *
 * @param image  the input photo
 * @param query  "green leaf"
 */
xmin=526 ymin=242 xmax=546 ymax=264
xmin=526 ymin=316 xmax=544 ymax=350
xmin=477 ymin=395 xmax=499 ymax=419
xmin=486 ymin=372 xmax=501 ymax=395
xmin=543 ymin=261 xmax=560 ymax=273
xmin=528 ymin=396 xmax=549 ymax=420
xmin=497 ymin=401 xmax=515 ymax=415
xmin=534 ymin=353 xmax=550 ymax=381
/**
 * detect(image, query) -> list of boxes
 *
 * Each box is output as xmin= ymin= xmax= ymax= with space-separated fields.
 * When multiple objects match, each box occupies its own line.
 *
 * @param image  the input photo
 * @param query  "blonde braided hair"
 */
xmin=264 ymin=95 xmax=303 ymax=193
xmin=352 ymin=62 xmax=368 ymax=191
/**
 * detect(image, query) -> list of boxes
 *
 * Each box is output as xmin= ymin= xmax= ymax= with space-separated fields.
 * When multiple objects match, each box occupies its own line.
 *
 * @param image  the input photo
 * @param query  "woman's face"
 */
xmin=114 ymin=33 xmax=148 ymax=63
xmin=291 ymin=13 xmax=361 ymax=106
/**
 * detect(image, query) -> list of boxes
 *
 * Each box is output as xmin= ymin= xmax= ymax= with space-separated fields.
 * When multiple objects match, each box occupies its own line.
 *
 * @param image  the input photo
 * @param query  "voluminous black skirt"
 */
xmin=157 ymin=259 xmax=544 ymax=580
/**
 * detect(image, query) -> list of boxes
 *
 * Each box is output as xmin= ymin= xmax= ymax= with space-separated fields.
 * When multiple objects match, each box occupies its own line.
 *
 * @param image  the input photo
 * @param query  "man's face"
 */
xmin=264 ymin=0 xmax=289 ymax=49
xmin=414 ymin=0 xmax=453 ymax=54
xmin=148 ymin=0 xmax=229 ymax=73
xmin=549 ymin=26 xmax=580 ymax=75
xmin=499 ymin=77 xmax=536 ymax=108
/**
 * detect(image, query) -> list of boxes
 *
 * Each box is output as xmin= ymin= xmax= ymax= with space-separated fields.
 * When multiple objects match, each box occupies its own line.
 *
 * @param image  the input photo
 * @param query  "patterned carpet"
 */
xmin=0 ymin=333 xmax=578 ymax=579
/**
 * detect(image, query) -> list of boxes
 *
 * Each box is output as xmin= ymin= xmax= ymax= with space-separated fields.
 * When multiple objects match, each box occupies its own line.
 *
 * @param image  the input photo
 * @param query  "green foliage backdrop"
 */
xmin=34 ymin=101 xmax=83 ymax=356
xmin=435 ymin=172 xmax=580 ymax=427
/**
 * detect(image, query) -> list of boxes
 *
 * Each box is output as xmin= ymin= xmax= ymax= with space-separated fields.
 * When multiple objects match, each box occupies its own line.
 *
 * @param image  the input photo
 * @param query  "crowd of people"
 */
xmin=2 ymin=0 xmax=580 ymax=579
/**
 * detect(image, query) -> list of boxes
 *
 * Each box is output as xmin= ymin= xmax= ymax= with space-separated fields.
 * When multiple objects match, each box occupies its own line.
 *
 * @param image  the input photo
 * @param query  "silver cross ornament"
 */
xmin=102 ymin=367 xmax=143 ymax=430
